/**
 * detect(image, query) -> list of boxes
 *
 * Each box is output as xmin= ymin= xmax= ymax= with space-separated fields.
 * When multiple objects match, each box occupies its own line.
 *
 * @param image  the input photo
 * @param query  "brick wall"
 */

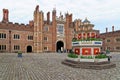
xmin=100 ymin=31 xmax=120 ymax=52
xmin=0 ymin=29 xmax=34 ymax=53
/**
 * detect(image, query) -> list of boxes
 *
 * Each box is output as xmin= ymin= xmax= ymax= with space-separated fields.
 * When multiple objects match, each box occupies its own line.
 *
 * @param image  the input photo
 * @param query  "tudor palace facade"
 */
xmin=0 ymin=5 xmax=119 ymax=53
xmin=0 ymin=5 xmax=75 ymax=53
xmin=100 ymin=27 xmax=120 ymax=52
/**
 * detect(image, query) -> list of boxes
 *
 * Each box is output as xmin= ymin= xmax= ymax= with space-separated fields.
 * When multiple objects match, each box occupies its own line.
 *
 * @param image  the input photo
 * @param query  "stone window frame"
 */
xmin=44 ymin=46 xmax=48 ymax=51
xmin=115 ymin=37 xmax=120 ymax=42
xmin=116 ymin=46 xmax=120 ymax=50
xmin=28 ymin=35 xmax=33 ymax=40
xmin=44 ymin=37 xmax=48 ymax=41
xmin=14 ymin=45 xmax=20 ymax=50
xmin=13 ymin=34 xmax=20 ymax=40
xmin=44 ymin=26 xmax=49 ymax=32
xmin=57 ymin=24 xmax=64 ymax=35
xmin=0 ymin=33 xmax=6 ymax=39
xmin=0 ymin=45 xmax=6 ymax=51
xmin=106 ymin=39 xmax=110 ymax=42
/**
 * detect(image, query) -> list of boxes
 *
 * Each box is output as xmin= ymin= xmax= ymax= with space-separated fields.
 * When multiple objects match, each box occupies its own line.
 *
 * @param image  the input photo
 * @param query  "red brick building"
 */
xmin=100 ymin=26 xmax=120 ymax=52
xmin=0 ymin=9 xmax=34 ymax=53
xmin=1 ymin=5 xmax=119 ymax=53
xmin=0 ymin=5 xmax=74 ymax=53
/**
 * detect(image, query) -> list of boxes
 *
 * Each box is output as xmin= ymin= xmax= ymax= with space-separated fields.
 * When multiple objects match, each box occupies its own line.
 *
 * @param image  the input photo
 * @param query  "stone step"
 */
xmin=65 ymin=59 xmax=111 ymax=65
xmin=62 ymin=60 xmax=116 ymax=70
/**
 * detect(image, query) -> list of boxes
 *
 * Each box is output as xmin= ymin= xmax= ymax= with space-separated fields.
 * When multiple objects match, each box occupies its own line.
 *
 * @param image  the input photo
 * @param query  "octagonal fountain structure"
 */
xmin=72 ymin=40 xmax=104 ymax=62
xmin=72 ymin=40 xmax=102 ymax=56
xmin=62 ymin=39 xmax=116 ymax=69
xmin=62 ymin=18 xmax=116 ymax=69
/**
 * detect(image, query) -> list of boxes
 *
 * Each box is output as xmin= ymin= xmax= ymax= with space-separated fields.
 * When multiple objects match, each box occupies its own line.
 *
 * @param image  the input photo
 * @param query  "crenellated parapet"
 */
xmin=56 ymin=12 xmax=66 ymax=22
xmin=0 ymin=8 xmax=34 ymax=31
xmin=0 ymin=21 xmax=34 ymax=31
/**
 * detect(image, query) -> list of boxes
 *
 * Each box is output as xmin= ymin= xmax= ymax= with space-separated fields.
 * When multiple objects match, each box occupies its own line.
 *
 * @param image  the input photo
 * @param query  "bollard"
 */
xmin=108 ymin=56 xmax=110 ymax=62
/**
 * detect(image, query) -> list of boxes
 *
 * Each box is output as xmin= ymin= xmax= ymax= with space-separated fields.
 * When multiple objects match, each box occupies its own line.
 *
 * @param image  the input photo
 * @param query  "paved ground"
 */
xmin=0 ymin=52 xmax=120 ymax=80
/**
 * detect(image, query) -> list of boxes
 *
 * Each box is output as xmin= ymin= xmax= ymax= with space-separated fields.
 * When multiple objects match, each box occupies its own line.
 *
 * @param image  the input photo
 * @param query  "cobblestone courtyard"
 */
xmin=0 ymin=53 xmax=120 ymax=80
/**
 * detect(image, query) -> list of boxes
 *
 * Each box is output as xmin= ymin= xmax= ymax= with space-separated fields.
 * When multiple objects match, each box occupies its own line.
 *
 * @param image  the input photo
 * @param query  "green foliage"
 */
xmin=80 ymin=54 xmax=108 ymax=59
xmin=80 ymin=56 xmax=93 ymax=59
xmin=68 ymin=53 xmax=78 ymax=58
xmin=72 ymin=38 xmax=77 ymax=42
xmin=18 ymin=51 xmax=22 ymax=54
xmin=106 ymin=49 xmax=110 ymax=54
xmin=87 ymin=38 xmax=102 ymax=41
xmin=72 ymin=38 xmax=102 ymax=42
xmin=95 ymin=54 xmax=108 ymax=59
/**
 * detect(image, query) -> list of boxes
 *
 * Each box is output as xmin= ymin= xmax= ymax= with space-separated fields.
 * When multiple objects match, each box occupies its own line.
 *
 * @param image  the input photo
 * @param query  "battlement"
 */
xmin=56 ymin=16 xmax=66 ymax=22
xmin=0 ymin=8 xmax=34 ymax=32
xmin=0 ymin=21 xmax=34 ymax=31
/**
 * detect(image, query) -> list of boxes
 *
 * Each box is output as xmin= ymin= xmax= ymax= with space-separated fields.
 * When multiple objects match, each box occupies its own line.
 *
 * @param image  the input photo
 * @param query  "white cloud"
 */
xmin=0 ymin=0 xmax=120 ymax=32
xmin=0 ymin=0 xmax=37 ymax=23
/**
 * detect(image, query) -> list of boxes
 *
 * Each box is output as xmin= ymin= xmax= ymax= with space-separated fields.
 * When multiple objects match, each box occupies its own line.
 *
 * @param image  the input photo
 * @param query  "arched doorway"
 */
xmin=27 ymin=46 xmax=32 ymax=53
xmin=56 ymin=41 xmax=64 ymax=52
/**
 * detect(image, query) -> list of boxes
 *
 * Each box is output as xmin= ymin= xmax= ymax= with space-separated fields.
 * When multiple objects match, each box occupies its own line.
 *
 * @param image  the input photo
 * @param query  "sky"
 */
xmin=0 ymin=0 xmax=120 ymax=33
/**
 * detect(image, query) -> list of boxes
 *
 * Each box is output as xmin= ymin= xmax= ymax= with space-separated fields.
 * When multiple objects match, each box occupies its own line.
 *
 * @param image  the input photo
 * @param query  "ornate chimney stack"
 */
xmin=106 ymin=27 xmax=108 ymax=33
xmin=2 ymin=9 xmax=9 ymax=23
xmin=112 ymin=26 xmax=114 ymax=32
xmin=35 ymin=5 xmax=39 ymax=12
xmin=69 ymin=14 xmax=72 ymax=23
xmin=47 ymin=12 xmax=50 ymax=24
xmin=29 ymin=20 xmax=34 ymax=26
xmin=52 ymin=8 xmax=56 ymax=21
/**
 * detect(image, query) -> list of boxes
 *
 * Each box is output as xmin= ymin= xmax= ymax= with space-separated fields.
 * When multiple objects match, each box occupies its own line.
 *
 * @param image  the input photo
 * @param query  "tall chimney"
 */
xmin=112 ymin=26 xmax=114 ymax=32
xmin=2 ymin=9 xmax=9 ymax=23
xmin=52 ymin=8 xmax=56 ymax=21
xmin=69 ymin=14 xmax=72 ymax=23
xmin=35 ymin=5 xmax=39 ymax=11
xmin=29 ymin=20 xmax=34 ymax=26
xmin=47 ymin=12 xmax=50 ymax=24
xmin=106 ymin=27 xmax=108 ymax=33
